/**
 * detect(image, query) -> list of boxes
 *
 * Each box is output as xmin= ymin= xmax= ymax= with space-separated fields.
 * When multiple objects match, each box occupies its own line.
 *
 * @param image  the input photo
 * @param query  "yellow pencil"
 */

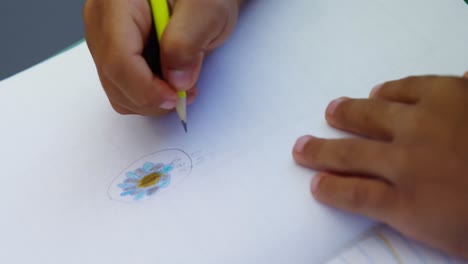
xmin=149 ymin=0 xmax=188 ymax=132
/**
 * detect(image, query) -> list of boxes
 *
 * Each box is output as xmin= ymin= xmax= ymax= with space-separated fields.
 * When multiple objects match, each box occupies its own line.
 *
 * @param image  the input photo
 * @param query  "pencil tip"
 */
xmin=182 ymin=121 xmax=188 ymax=133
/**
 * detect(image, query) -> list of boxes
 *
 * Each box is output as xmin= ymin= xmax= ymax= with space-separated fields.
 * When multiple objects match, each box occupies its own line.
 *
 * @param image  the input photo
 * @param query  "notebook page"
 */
xmin=0 ymin=1 xmax=467 ymax=264
xmin=327 ymin=227 xmax=468 ymax=264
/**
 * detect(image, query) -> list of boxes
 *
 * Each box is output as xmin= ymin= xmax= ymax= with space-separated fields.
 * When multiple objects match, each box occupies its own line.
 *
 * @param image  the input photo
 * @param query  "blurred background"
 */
xmin=0 ymin=0 xmax=85 ymax=80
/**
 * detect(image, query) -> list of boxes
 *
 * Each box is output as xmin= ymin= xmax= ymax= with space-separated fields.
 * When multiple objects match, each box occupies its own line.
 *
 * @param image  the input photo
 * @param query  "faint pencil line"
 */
xmin=375 ymin=231 xmax=404 ymax=264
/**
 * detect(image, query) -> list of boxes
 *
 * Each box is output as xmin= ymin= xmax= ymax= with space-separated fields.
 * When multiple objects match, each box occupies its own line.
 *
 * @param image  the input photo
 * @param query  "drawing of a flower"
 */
xmin=117 ymin=162 xmax=173 ymax=200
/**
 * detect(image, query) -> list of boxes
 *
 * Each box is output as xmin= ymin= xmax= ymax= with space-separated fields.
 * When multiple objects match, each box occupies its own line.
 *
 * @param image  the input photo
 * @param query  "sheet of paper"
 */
xmin=0 ymin=0 xmax=467 ymax=263
xmin=327 ymin=226 xmax=468 ymax=264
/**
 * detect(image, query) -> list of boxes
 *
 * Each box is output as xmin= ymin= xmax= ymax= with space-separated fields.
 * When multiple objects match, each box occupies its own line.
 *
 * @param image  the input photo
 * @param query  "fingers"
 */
xmin=370 ymin=76 xmax=432 ymax=104
xmin=92 ymin=0 xmax=179 ymax=108
xmin=293 ymin=136 xmax=397 ymax=181
xmin=98 ymin=73 xmax=136 ymax=114
xmin=103 ymin=53 xmax=179 ymax=108
xmin=110 ymin=102 xmax=136 ymax=115
xmin=464 ymin=71 xmax=468 ymax=79
xmin=161 ymin=0 xmax=240 ymax=91
xmin=84 ymin=0 xmax=238 ymax=116
xmin=84 ymin=0 xmax=187 ymax=116
xmin=311 ymin=172 xmax=398 ymax=223
xmin=186 ymin=86 xmax=198 ymax=104
xmin=99 ymin=72 xmax=174 ymax=116
xmin=325 ymin=97 xmax=405 ymax=140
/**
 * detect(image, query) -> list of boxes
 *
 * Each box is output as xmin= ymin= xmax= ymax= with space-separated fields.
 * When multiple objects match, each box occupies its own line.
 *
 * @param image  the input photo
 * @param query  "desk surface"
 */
xmin=0 ymin=0 xmax=85 ymax=80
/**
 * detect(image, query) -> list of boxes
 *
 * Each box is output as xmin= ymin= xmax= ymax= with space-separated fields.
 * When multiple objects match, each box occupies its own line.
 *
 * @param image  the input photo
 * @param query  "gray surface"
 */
xmin=0 ymin=0 xmax=85 ymax=80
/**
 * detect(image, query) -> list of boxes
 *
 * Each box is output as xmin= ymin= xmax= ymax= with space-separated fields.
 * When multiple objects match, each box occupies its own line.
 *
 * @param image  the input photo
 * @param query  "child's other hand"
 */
xmin=83 ymin=0 xmax=242 ymax=115
xmin=293 ymin=75 xmax=468 ymax=259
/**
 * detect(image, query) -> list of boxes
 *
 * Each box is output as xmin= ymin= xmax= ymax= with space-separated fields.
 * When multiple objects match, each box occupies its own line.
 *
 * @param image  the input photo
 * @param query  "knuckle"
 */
xmin=404 ymin=110 xmax=431 ymax=132
xmin=168 ymin=0 xmax=176 ymax=7
xmin=400 ymin=75 xmax=420 ymax=87
xmin=161 ymin=0 xmax=230 ymax=59
xmin=449 ymin=78 xmax=468 ymax=98
xmin=212 ymin=0 xmax=232 ymax=16
xmin=377 ymin=81 xmax=390 ymax=92
xmin=370 ymin=82 xmax=388 ymax=98
xmin=83 ymin=1 xmax=97 ymax=42
xmin=334 ymin=141 xmax=357 ymax=167
xmin=133 ymin=94 xmax=157 ymax=108
xmin=83 ymin=0 xmax=107 ymax=26
xmin=346 ymin=183 xmax=396 ymax=214
xmin=101 ymin=61 xmax=159 ymax=109
xmin=100 ymin=54 xmax=122 ymax=79
xmin=132 ymin=85 xmax=163 ymax=109
xmin=82 ymin=0 xmax=95 ymax=22
xmin=347 ymin=186 xmax=370 ymax=211
xmin=391 ymin=147 xmax=414 ymax=178
xmin=370 ymin=187 xmax=394 ymax=210
xmin=113 ymin=108 xmax=129 ymax=115
xmin=199 ymin=0 xmax=231 ymax=18
xmin=387 ymin=103 xmax=404 ymax=120
xmin=110 ymin=103 xmax=130 ymax=115
xmin=392 ymin=147 xmax=408 ymax=168
xmin=161 ymin=31 xmax=198 ymax=61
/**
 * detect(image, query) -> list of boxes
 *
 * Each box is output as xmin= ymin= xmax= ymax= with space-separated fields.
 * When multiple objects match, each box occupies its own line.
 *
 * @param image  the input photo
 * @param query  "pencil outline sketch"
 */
xmin=108 ymin=149 xmax=193 ymax=202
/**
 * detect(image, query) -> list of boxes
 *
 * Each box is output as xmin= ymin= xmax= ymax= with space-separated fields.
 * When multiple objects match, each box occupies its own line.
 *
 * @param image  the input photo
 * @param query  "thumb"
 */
xmin=161 ymin=0 xmax=240 ymax=91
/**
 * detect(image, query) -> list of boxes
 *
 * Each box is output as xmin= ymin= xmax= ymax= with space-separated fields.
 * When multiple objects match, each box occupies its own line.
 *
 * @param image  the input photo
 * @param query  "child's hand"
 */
xmin=83 ymin=0 xmax=242 ymax=115
xmin=293 ymin=75 xmax=468 ymax=258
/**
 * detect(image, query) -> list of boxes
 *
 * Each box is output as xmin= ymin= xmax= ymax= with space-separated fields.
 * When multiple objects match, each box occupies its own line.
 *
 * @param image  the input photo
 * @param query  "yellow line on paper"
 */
xmin=375 ymin=232 xmax=404 ymax=264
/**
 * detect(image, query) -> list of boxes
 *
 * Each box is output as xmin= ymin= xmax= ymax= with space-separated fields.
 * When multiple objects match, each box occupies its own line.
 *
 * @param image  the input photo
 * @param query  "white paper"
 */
xmin=0 ymin=1 xmax=467 ymax=263
xmin=327 ymin=226 xmax=468 ymax=264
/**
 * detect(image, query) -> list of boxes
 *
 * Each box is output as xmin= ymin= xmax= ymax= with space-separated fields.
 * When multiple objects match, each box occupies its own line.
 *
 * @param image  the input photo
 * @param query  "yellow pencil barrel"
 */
xmin=149 ymin=0 xmax=170 ymax=41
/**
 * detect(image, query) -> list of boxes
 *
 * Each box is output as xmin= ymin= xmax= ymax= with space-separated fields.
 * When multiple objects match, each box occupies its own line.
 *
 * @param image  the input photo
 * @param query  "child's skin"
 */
xmin=84 ymin=0 xmax=468 ymax=259
xmin=83 ymin=0 xmax=243 ymax=115
xmin=293 ymin=76 xmax=468 ymax=259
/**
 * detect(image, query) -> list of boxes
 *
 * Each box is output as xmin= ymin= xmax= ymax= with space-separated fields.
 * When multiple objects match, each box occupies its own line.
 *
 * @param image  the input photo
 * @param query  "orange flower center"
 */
xmin=138 ymin=172 xmax=162 ymax=188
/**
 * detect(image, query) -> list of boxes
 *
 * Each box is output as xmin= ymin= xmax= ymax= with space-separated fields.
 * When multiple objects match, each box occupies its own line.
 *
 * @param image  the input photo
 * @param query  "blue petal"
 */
xmin=161 ymin=165 xmax=174 ymax=174
xmin=120 ymin=187 xmax=141 ymax=196
xmin=125 ymin=171 xmax=139 ymax=179
xmin=143 ymin=162 xmax=155 ymax=172
xmin=133 ymin=190 xmax=146 ymax=200
xmin=117 ymin=183 xmax=137 ymax=189
xmin=158 ymin=175 xmax=171 ymax=188
xmin=120 ymin=190 xmax=134 ymax=197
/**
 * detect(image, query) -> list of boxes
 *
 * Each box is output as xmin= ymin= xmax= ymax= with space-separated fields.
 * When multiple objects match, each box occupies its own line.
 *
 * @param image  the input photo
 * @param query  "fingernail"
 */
xmin=311 ymin=175 xmax=322 ymax=193
xmin=294 ymin=135 xmax=312 ymax=153
xmin=370 ymin=83 xmax=383 ymax=97
xmin=168 ymin=69 xmax=194 ymax=91
xmin=159 ymin=100 xmax=177 ymax=110
xmin=326 ymin=97 xmax=347 ymax=116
